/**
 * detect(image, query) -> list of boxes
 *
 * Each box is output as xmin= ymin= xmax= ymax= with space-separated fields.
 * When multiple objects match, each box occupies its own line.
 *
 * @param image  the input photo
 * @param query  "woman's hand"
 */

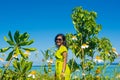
xmin=60 ymin=72 xmax=65 ymax=80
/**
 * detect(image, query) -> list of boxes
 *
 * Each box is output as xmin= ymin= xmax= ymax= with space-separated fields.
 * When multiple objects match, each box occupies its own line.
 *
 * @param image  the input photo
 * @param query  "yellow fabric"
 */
xmin=55 ymin=45 xmax=70 ymax=80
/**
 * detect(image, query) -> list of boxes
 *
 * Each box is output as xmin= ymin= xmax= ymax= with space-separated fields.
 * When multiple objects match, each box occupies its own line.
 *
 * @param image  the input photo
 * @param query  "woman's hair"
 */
xmin=54 ymin=34 xmax=67 ymax=48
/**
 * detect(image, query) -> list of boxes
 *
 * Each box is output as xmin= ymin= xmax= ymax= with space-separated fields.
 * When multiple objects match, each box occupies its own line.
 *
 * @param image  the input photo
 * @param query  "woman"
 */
xmin=54 ymin=34 xmax=70 ymax=80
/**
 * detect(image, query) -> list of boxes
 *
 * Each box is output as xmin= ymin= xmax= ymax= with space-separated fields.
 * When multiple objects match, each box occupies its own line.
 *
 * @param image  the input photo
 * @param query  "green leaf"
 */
xmin=7 ymin=40 xmax=14 ymax=45
xmin=17 ymin=61 xmax=21 ymax=71
xmin=41 ymin=50 xmax=49 ymax=60
xmin=22 ymin=63 xmax=27 ymax=73
xmin=44 ymin=66 xmax=48 ymax=74
xmin=19 ymin=49 xmax=26 ymax=59
xmin=13 ymin=60 xmax=19 ymax=70
xmin=8 ymin=31 xmax=14 ymax=42
xmin=14 ymin=31 xmax=20 ymax=43
xmin=4 ymin=36 xmax=14 ymax=45
xmin=22 ymin=61 xmax=32 ymax=73
xmin=19 ymin=40 xmax=34 ymax=46
xmin=27 ymin=40 xmax=34 ymax=45
xmin=19 ymin=32 xmax=29 ymax=41
xmin=22 ymin=48 xmax=36 ymax=51
xmin=0 ymin=47 xmax=11 ymax=53
xmin=20 ymin=58 xmax=27 ymax=73
xmin=15 ymin=47 xmax=20 ymax=55
xmin=19 ymin=41 xmax=29 ymax=46
xmin=68 ymin=58 xmax=79 ymax=73
xmin=4 ymin=36 xmax=8 ymax=41
xmin=25 ymin=61 xmax=32 ymax=72
xmin=20 ymin=58 xmax=25 ymax=69
xmin=6 ymin=51 xmax=14 ymax=61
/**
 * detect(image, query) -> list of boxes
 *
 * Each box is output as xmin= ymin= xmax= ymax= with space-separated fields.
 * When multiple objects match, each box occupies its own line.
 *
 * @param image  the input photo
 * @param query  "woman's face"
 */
xmin=55 ymin=36 xmax=63 ymax=46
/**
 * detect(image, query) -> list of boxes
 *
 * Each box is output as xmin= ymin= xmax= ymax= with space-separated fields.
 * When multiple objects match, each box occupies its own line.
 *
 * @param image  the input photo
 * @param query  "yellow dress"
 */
xmin=55 ymin=45 xmax=70 ymax=80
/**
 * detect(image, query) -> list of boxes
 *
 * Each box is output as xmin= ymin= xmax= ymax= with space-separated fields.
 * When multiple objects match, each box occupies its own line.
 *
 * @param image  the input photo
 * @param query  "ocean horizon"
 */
xmin=32 ymin=63 xmax=120 ymax=77
xmin=0 ymin=63 xmax=120 ymax=78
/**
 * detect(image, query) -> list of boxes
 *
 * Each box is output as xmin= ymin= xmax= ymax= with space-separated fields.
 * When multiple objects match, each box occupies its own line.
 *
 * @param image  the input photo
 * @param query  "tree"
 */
xmin=66 ymin=7 xmax=118 ymax=79
xmin=0 ymin=31 xmax=36 ymax=79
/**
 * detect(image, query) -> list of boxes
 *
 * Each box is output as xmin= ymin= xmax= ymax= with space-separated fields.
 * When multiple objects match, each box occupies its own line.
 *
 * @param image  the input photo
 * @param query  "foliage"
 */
xmin=41 ymin=48 xmax=55 ymax=74
xmin=0 ymin=31 xmax=36 ymax=80
xmin=66 ymin=6 xmax=118 ymax=79
xmin=68 ymin=58 xmax=79 ymax=73
xmin=12 ymin=58 xmax=32 ymax=78
xmin=0 ymin=7 xmax=119 ymax=80
xmin=0 ymin=31 xmax=36 ymax=60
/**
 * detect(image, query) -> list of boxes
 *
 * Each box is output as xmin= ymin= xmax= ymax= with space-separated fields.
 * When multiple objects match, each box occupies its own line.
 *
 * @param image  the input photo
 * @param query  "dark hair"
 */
xmin=55 ymin=34 xmax=67 ymax=48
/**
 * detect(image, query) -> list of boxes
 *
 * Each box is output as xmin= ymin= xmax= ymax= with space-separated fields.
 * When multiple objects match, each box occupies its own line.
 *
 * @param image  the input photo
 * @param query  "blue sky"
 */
xmin=0 ymin=0 xmax=120 ymax=65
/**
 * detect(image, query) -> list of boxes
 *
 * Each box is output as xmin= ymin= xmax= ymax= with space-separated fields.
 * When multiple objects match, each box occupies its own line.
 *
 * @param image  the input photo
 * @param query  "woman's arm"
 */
xmin=62 ymin=51 xmax=67 ymax=73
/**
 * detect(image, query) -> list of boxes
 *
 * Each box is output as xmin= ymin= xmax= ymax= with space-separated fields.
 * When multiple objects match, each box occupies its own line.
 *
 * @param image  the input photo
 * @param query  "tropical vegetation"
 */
xmin=0 ymin=6 xmax=120 ymax=80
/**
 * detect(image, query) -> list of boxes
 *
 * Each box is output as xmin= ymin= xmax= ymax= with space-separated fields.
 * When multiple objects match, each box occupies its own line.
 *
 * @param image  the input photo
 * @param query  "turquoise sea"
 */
xmin=31 ymin=64 xmax=120 ymax=78
xmin=0 ymin=64 xmax=120 ymax=78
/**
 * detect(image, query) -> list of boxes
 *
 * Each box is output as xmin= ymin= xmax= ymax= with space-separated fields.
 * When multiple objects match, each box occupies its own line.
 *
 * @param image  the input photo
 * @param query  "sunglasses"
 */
xmin=56 ymin=38 xmax=63 ymax=41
